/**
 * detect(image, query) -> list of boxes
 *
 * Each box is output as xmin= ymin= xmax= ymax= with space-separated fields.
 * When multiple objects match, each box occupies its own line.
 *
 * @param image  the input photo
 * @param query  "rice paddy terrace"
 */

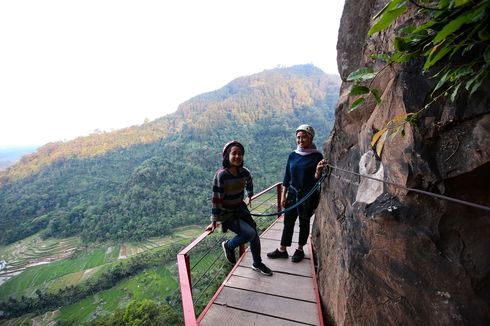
xmin=0 ymin=225 xmax=203 ymax=324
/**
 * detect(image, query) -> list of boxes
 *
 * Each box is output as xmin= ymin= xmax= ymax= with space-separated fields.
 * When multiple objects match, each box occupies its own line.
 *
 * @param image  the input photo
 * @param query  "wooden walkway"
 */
xmin=199 ymin=217 xmax=322 ymax=325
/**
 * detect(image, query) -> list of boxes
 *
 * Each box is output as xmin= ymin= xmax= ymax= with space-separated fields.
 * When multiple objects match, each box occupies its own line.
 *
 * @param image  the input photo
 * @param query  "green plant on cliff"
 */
xmin=347 ymin=0 xmax=490 ymax=120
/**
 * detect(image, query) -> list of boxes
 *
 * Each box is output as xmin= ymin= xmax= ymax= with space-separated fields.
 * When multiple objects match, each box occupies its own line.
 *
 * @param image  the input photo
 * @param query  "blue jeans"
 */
xmin=224 ymin=218 xmax=262 ymax=264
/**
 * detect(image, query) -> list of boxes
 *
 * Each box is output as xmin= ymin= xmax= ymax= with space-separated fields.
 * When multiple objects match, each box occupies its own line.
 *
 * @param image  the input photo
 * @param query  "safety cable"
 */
xmin=250 ymin=196 xmax=277 ymax=220
xmin=327 ymin=164 xmax=490 ymax=212
xmin=193 ymin=259 xmax=229 ymax=307
xmin=191 ymin=234 xmax=229 ymax=271
xmin=250 ymin=168 xmax=329 ymax=217
xmin=191 ymin=247 xmax=226 ymax=291
xmin=250 ymin=162 xmax=490 ymax=215
xmin=250 ymin=195 xmax=274 ymax=213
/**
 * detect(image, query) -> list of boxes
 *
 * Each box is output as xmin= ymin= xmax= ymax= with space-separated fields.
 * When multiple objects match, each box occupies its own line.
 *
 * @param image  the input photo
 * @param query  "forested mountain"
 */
xmin=0 ymin=64 xmax=340 ymax=244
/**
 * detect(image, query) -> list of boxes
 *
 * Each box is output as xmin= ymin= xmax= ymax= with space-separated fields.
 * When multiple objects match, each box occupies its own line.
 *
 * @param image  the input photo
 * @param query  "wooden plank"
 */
xmin=199 ymin=304 xmax=308 ymax=326
xmin=197 ymin=216 xmax=321 ymax=325
xmin=213 ymin=286 xmax=320 ymax=325
xmin=257 ymin=238 xmax=311 ymax=257
xmin=227 ymin=266 xmax=316 ymax=302
xmin=266 ymin=220 xmax=309 ymax=232
xmin=240 ymin=254 xmax=311 ymax=277
xmin=261 ymin=229 xmax=299 ymax=241
xmin=267 ymin=220 xmax=286 ymax=231
xmin=261 ymin=221 xmax=313 ymax=240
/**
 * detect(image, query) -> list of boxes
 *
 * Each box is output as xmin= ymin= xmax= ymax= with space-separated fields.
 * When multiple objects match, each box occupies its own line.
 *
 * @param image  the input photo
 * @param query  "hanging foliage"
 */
xmin=348 ymin=0 xmax=490 ymax=112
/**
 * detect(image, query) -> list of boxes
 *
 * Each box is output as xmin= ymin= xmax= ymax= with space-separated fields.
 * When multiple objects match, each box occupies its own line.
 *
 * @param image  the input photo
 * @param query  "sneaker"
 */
xmin=267 ymin=248 xmax=289 ymax=259
xmin=222 ymin=240 xmax=236 ymax=265
xmin=291 ymin=249 xmax=305 ymax=263
xmin=252 ymin=262 xmax=273 ymax=276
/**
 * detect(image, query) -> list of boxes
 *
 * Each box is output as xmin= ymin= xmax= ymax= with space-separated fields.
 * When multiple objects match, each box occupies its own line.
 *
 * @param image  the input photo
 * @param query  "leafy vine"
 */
xmin=347 ymin=0 xmax=490 ymax=143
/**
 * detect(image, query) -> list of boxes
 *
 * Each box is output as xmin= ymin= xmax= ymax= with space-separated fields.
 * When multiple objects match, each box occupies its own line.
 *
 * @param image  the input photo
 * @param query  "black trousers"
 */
xmin=280 ymin=190 xmax=318 ymax=247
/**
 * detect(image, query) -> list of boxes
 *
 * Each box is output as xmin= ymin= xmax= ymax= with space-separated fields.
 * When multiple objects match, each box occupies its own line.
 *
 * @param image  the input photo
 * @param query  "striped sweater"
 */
xmin=211 ymin=167 xmax=254 ymax=221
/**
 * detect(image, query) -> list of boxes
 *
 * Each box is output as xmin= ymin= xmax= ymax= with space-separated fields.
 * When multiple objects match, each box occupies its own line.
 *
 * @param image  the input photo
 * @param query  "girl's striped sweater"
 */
xmin=211 ymin=167 xmax=254 ymax=221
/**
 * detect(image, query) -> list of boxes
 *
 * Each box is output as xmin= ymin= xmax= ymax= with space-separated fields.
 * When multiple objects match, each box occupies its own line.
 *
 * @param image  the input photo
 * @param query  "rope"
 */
xmin=250 ymin=168 xmax=329 ymax=217
xmin=327 ymin=164 xmax=490 ymax=212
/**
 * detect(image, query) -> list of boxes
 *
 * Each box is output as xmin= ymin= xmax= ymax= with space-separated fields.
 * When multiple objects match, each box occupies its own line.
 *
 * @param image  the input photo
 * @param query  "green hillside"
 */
xmin=0 ymin=229 xmax=197 ymax=323
xmin=0 ymin=64 xmax=340 ymax=245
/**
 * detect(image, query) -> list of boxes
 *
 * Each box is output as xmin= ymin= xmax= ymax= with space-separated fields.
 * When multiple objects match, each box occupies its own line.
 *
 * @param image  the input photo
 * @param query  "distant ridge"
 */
xmin=1 ymin=65 xmax=338 ymax=183
xmin=0 ymin=64 xmax=340 ymax=244
xmin=0 ymin=146 xmax=38 ymax=171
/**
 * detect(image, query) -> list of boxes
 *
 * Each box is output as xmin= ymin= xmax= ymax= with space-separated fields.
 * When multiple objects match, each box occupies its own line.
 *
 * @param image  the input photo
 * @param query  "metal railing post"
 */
xmin=177 ymin=253 xmax=197 ymax=326
xmin=276 ymin=183 xmax=282 ymax=218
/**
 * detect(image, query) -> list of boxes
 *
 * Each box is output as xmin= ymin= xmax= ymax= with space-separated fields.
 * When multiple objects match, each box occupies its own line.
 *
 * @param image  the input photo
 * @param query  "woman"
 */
xmin=267 ymin=124 xmax=326 ymax=263
xmin=206 ymin=140 xmax=273 ymax=276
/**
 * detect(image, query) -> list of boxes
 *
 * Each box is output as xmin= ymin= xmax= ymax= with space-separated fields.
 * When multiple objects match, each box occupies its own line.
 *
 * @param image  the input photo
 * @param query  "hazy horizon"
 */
xmin=1 ymin=0 xmax=345 ymax=148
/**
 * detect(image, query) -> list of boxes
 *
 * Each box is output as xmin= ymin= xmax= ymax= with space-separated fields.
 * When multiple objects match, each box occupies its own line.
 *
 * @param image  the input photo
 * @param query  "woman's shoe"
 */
xmin=291 ymin=249 xmax=305 ymax=263
xmin=267 ymin=248 xmax=289 ymax=259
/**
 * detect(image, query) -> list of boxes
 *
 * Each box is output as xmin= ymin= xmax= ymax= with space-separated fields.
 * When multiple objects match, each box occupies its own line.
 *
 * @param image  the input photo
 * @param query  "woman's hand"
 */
xmin=281 ymin=198 xmax=286 ymax=208
xmin=205 ymin=221 xmax=217 ymax=232
xmin=281 ymin=186 xmax=287 ymax=209
xmin=315 ymin=159 xmax=327 ymax=179
xmin=280 ymin=194 xmax=287 ymax=209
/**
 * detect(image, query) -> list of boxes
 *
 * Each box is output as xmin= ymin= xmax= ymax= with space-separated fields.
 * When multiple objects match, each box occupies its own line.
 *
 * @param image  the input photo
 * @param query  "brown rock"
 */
xmin=313 ymin=0 xmax=490 ymax=325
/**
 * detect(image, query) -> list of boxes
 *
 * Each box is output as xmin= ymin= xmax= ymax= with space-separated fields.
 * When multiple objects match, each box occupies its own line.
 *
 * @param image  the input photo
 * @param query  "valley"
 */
xmin=0 ymin=65 xmax=340 ymax=324
xmin=0 ymin=225 xmax=202 ymax=324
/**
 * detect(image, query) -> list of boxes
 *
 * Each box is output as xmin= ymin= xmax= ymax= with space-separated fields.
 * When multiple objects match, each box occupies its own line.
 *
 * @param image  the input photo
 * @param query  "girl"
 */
xmin=206 ymin=140 xmax=272 ymax=276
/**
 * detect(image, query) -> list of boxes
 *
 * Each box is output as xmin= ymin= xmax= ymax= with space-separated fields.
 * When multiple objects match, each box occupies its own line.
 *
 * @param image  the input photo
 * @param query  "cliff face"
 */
xmin=312 ymin=0 xmax=490 ymax=325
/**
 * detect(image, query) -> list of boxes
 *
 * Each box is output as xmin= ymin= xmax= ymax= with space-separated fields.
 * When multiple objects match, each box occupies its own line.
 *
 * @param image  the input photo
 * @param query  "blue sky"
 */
xmin=0 ymin=0 xmax=345 ymax=148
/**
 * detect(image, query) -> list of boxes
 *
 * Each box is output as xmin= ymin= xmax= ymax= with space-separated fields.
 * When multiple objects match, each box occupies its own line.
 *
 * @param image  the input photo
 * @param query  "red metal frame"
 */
xmin=308 ymin=237 xmax=324 ymax=326
xmin=177 ymin=231 xmax=213 ymax=326
xmin=176 ymin=182 xmax=282 ymax=325
xmin=177 ymin=253 xmax=197 ymax=326
xmin=276 ymin=183 xmax=282 ymax=215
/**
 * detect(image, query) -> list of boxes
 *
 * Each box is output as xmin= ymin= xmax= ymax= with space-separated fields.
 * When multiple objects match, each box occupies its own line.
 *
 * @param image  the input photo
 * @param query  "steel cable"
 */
xmin=250 ymin=163 xmax=490 ymax=215
xmin=327 ymin=164 xmax=490 ymax=212
xmin=250 ymin=169 xmax=329 ymax=217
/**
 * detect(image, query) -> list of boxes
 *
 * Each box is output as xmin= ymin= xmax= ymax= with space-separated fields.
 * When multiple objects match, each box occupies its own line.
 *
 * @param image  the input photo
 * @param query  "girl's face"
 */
xmin=296 ymin=131 xmax=312 ymax=149
xmin=228 ymin=146 xmax=243 ymax=167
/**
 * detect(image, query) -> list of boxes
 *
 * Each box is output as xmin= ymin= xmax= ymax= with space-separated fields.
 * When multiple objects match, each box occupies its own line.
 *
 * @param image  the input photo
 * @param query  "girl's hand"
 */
xmin=246 ymin=197 xmax=252 ymax=208
xmin=205 ymin=221 xmax=217 ymax=232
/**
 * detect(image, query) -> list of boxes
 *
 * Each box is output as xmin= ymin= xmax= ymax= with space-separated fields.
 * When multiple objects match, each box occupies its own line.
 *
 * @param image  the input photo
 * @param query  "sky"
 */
xmin=0 ymin=0 xmax=345 ymax=148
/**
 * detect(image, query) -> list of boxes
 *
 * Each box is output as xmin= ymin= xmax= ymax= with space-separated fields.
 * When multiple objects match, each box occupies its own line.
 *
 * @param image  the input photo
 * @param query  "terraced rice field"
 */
xmin=0 ymin=225 xmax=203 ymax=323
xmin=118 ymin=225 xmax=203 ymax=259
xmin=0 ymin=244 xmax=120 ymax=300
xmin=0 ymin=225 xmax=202 ymax=300
xmin=0 ymin=235 xmax=80 ymax=286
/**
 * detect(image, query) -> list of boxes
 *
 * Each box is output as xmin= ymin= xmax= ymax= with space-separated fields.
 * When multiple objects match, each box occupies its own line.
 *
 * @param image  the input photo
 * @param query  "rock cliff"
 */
xmin=312 ymin=0 xmax=490 ymax=324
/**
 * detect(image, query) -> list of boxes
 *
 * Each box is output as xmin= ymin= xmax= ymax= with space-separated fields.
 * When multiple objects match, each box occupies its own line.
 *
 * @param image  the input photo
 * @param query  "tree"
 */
xmin=95 ymin=299 xmax=180 ymax=326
